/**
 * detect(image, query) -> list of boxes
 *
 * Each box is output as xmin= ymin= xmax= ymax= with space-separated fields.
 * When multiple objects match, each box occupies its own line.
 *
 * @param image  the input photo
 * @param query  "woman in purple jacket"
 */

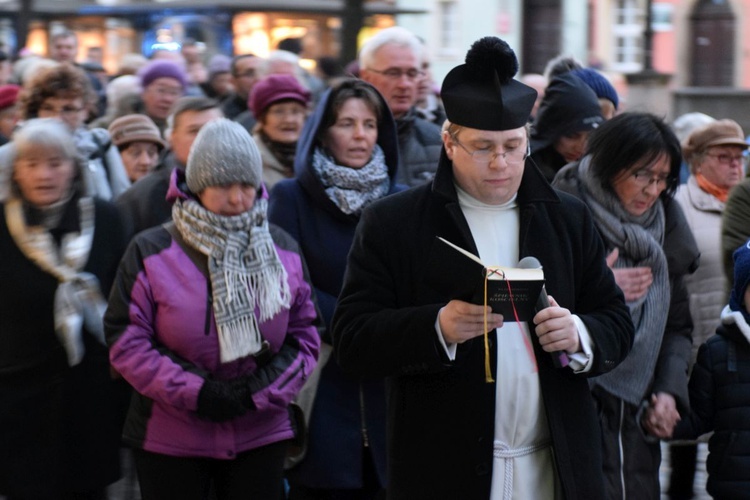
xmin=104 ymin=118 xmax=320 ymax=500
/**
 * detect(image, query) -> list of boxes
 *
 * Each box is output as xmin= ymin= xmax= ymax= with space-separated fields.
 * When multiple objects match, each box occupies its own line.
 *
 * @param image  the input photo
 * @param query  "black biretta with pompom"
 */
xmin=441 ymin=37 xmax=537 ymax=130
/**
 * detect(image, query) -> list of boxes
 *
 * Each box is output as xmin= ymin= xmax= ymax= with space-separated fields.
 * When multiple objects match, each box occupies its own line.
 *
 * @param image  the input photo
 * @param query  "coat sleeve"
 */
xmin=104 ymin=237 xmax=207 ymax=411
xmin=672 ymin=340 xmax=716 ymax=440
xmin=243 ymin=245 xmax=321 ymax=412
xmin=332 ymin=203 xmax=450 ymax=378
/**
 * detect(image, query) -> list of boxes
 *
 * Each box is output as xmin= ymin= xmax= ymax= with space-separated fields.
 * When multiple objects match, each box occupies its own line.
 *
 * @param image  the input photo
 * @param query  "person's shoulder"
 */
xmin=412 ymin=116 xmax=443 ymax=142
xmin=269 ymin=222 xmax=301 ymax=254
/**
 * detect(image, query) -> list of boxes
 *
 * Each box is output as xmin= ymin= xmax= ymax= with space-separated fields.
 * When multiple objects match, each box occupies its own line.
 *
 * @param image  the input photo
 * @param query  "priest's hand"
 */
xmin=438 ymin=300 xmax=503 ymax=345
xmin=532 ymin=295 xmax=580 ymax=354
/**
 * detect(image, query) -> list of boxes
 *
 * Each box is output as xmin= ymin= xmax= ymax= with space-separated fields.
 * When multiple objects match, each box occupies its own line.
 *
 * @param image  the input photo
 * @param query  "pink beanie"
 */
xmin=249 ymin=74 xmax=311 ymax=117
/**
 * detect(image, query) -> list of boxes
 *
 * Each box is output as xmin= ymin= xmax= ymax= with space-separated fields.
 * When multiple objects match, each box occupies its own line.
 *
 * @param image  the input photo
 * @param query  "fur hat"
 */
xmin=186 ymin=118 xmax=262 ymax=193
xmin=108 ymin=114 xmax=167 ymax=150
xmin=249 ymin=74 xmax=311 ymax=117
xmin=138 ymin=60 xmax=187 ymax=89
xmin=441 ymin=37 xmax=537 ymax=130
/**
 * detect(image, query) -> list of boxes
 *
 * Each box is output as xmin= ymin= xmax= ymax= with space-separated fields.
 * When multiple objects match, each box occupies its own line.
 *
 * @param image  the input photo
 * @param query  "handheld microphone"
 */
xmin=517 ymin=256 xmax=570 ymax=368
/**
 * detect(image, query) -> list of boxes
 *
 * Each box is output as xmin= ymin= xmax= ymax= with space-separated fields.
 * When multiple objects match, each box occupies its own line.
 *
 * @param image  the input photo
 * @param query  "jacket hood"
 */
xmin=293 ymin=82 xmax=400 ymax=203
xmin=530 ymin=73 xmax=604 ymax=153
xmin=720 ymin=304 xmax=750 ymax=346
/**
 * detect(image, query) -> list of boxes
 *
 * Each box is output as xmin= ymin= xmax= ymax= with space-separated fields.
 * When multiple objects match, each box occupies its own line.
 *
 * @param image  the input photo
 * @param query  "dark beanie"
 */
xmin=571 ymin=68 xmax=619 ymax=110
xmin=730 ymin=240 xmax=750 ymax=320
xmin=441 ymin=37 xmax=537 ymax=130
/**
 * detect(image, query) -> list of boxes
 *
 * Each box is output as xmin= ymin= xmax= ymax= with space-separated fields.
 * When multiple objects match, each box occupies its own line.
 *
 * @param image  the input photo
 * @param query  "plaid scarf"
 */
xmin=5 ymin=195 xmax=106 ymax=366
xmin=172 ymin=196 xmax=291 ymax=363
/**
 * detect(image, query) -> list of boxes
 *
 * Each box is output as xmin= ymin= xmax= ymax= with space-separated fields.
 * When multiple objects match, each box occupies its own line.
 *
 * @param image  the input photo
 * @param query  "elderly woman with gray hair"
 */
xmin=0 ymin=118 xmax=128 ymax=498
xmin=104 ymin=118 xmax=320 ymax=500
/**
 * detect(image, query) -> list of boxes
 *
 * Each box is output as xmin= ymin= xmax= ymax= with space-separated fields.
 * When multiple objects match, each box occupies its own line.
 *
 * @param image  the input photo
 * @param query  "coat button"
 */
xmin=475 ymin=462 xmax=489 ymax=475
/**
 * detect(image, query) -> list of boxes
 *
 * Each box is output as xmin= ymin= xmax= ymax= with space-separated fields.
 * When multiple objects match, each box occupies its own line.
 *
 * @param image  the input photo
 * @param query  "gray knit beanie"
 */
xmin=186 ymin=118 xmax=263 ymax=193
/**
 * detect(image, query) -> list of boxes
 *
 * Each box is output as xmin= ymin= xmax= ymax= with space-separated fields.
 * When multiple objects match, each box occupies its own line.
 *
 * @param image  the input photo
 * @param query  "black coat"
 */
xmin=0 ymin=197 xmax=129 ymax=495
xmin=673 ymin=311 xmax=750 ymax=499
xmin=331 ymin=152 xmax=634 ymax=500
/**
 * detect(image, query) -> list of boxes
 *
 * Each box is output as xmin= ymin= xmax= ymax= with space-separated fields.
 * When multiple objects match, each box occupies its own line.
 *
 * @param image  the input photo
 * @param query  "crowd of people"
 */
xmin=2 ymin=24 xmax=750 ymax=500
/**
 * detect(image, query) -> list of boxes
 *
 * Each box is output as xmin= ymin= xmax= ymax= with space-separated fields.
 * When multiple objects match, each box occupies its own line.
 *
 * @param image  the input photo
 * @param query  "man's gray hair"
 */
xmin=165 ymin=96 xmax=222 ymax=137
xmin=359 ymin=27 xmax=423 ymax=70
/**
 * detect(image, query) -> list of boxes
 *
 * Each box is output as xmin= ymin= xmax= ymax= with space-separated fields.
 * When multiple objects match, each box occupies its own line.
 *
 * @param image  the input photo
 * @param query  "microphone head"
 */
xmin=517 ymin=256 xmax=542 ymax=269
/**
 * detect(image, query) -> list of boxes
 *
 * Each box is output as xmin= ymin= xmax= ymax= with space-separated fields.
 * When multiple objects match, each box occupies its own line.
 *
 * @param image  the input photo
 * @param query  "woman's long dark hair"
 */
xmin=584 ymin=112 xmax=682 ymax=200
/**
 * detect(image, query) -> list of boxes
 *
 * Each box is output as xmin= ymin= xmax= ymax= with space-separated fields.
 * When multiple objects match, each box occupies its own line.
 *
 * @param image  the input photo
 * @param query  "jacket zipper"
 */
xmin=360 ymin=384 xmax=370 ymax=447
xmin=204 ymin=280 xmax=212 ymax=336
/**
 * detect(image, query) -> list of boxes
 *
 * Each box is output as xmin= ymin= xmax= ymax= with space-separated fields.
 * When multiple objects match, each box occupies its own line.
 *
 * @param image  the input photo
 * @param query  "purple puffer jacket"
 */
xmin=104 ymin=183 xmax=320 ymax=459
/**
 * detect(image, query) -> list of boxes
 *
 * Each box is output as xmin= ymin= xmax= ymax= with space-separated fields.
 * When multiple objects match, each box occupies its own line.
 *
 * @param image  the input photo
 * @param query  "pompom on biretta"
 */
xmin=441 ymin=36 xmax=537 ymax=131
xmin=464 ymin=37 xmax=519 ymax=84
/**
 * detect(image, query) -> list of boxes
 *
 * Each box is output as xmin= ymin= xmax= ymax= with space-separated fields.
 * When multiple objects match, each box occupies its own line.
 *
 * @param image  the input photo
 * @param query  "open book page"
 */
xmin=437 ymin=237 xmax=544 ymax=281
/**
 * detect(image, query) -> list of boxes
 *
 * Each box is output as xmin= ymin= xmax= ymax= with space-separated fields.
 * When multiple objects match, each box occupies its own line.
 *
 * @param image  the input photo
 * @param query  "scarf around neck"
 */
xmin=575 ymin=156 xmax=671 ymax=406
xmin=695 ymin=171 xmax=730 ymax=203
xmin=312 ymin=144 xmax=390 ymax=215
xmin=172 ymin=196 xmax=291 ymax=363
xmin=259 ymin=130 xmax=297 ymax=171
xmin=5 ymin=195 xmax=106 ymax=366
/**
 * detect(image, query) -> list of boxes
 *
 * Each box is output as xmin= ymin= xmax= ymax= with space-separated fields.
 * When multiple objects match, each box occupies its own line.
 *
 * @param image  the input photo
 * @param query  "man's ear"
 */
xmin=442 ymin=130 xmax=455 ymax=160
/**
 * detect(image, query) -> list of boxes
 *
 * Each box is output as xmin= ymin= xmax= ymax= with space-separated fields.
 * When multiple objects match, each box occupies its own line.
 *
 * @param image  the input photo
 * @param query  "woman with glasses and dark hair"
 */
xmin=552 ymin=112 xmax=700 ymax=499
xmin=10 ymin=63 xmax=130 ymax=200
xmin=269 ymin=78 xmax=402 ymax=500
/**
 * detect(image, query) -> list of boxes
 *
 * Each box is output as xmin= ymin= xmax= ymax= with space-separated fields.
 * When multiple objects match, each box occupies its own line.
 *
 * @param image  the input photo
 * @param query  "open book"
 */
xmin=437 ymin=237 xmax=545 ymax=322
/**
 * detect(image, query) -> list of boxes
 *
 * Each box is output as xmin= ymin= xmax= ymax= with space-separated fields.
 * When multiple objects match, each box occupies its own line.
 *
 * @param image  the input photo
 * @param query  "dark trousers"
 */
xmin=593 ymin=386 xmax=662 ymax=500
xmin=287 ymin=448 xmax=385 ymax=500
xmin=668 ymin=442 xmax=698 ymax=499
xmin=133 ymin=441 xmax=288 ymax=500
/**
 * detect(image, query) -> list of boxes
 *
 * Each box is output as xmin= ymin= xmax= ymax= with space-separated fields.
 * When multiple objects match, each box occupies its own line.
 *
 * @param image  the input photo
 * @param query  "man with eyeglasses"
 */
xmin=332 ymin=36 xmax=632 ymax=500
xmin=221 ymin=54 xmax=264 ymax=120
xmin=359 ymin=26 xmax=442 ymax=187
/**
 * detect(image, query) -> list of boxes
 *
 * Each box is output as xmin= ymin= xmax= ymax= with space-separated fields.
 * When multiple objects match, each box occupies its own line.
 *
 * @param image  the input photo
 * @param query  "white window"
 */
xmin=438 ymin=1 xmax=459 ymax=57
xmin=611 ymin=0 xmax=644 ymax=73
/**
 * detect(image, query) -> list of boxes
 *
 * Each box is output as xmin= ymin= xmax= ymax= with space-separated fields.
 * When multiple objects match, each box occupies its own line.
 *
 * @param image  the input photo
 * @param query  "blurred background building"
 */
xmin=0 ymin=0 xmax=747 ymax=125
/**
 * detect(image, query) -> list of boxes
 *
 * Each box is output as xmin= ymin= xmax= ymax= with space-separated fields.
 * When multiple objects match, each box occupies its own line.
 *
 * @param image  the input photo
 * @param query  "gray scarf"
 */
xmin=5 ymin=195 xmax=106 ymax=366
xmin=311 ymin=144 xmax=390 ymax=215
xmin=172 ymin=196 xmax=291 ymax=363
xmin=576 ymin=156 xmax=670 ymax=406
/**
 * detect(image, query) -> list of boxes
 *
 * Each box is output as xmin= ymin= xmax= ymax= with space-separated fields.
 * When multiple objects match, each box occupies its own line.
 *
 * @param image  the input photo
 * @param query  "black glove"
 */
xmin=196 ymin=378 xmax=251 ymax=422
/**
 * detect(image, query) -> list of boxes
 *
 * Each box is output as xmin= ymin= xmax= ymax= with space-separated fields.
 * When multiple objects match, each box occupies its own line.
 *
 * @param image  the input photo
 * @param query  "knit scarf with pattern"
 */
xmin=172 ymin=196 xmax=291 ymax=363
xmin=576 ymin=156 xmax=670 ymax=406
xmin=311 ymin=144 xmax=389 ymax=215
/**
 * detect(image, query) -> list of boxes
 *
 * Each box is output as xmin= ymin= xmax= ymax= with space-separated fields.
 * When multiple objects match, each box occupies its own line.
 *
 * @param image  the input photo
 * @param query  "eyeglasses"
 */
xmin=366 ymin=67 xmax=425 ymax=81
xmin=705 ymin=152 xmax=745 ymax=165
xmin=632 ymin=169 xmax=670 ymax=189
xmin=149 ymin=86 xmax=183 ymax=98
xmin=451 ymin=135 xmax=529 ymax=166
xmin=39 ymin=104 xmax=84 ymax=116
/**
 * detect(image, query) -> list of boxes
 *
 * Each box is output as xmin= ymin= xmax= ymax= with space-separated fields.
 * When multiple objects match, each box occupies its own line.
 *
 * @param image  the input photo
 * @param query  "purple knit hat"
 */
xmin=138 ymin=60 xmax=187 ymax=89
xmin=249 ymin=74 xmax=311 ymax=117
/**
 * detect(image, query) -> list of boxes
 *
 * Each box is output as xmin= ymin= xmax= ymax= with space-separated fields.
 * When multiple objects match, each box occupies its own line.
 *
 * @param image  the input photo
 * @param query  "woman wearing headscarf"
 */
xmin=248 ymin=73 xmax=311 ymax=190
xmin=269 ymin=78 xmax=402 ymax=499
xmin=552 ymin=112 xmax=699 ymax=499
xmin=104 ymin=118 xmax=320 ymax=500
xmin=0 ymin=118 xmax=128 ymax=498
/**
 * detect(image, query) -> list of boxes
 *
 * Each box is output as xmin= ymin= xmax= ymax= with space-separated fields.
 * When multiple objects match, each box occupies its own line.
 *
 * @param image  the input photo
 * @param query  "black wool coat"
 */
xmin=332 ymin=152 xmax=634 ymax=500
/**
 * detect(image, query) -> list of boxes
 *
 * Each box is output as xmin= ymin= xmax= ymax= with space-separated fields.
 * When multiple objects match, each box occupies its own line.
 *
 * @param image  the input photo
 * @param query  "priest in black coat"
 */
xmin=332 ymin=37 xmax=634 ymax=500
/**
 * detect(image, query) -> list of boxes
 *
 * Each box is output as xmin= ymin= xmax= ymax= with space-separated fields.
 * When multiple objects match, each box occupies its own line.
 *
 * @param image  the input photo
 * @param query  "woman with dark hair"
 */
xmin=269 ymin=78 xmax=402 ymax=499
xmin=0 ymin=118 xmax=127 ymax=498
xmin=552 ymin=112 xmax=699 ymax=499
